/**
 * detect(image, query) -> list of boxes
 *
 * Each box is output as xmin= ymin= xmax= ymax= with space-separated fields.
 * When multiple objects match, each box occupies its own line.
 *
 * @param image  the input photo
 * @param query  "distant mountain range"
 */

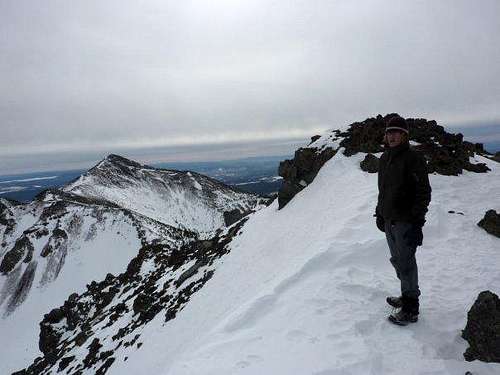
xmin=0 ymin=156 xmax=287 ymax=203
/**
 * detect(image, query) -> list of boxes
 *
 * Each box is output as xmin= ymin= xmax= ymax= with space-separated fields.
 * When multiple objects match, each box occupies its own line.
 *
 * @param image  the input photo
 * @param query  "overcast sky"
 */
xmin=1 ymin=0 xmax=500 ymax=174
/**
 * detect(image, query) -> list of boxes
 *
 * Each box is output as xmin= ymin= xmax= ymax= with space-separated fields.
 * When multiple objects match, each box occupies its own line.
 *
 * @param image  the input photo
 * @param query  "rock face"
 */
xmin=277 ymin=113 xmax=492 ymax=209
xmin=278 ymin=146 xmax=337 ymax=209
xmin=477 ymin=210 xmax=500 ymax=238
xmin=462 ymin=290 xmax=500 ymax=363
xmin=0 ymin=189 xmax=190 ymax=317
xmin=0 ymin=236 xmax=34 ymax=274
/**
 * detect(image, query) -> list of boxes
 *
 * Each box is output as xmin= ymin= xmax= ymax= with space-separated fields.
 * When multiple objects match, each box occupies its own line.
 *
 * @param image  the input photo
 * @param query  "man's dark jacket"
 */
xmin=376 ymin=142 xmax=432 ymax=225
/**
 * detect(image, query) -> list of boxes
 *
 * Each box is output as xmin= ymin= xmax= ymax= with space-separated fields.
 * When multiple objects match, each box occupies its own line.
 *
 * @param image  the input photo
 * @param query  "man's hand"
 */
xmin=404 ymin=223 xmax=423 ymax=247
xmin=375 ymin=214 xmax=385 ymax=232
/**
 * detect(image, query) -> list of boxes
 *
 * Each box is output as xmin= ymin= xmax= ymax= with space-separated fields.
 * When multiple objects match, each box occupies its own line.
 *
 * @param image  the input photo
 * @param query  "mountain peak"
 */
xmin=99 ymin=154 xmax=150 ymax=170
xmin=62 ymin=154 xmax=265 ymax=234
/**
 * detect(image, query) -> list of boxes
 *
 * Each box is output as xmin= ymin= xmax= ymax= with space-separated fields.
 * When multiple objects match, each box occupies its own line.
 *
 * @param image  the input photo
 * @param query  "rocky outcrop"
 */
xmin=0 ymin=236 xmax=35 ymax=274
xmin=477 ymin=210 xmax=500 ymax=238
xmin=277 ymin=114 xmax=493 ymax=209
xmin=0 ymin=199 xmax=17 ymax=238
xmin=40 ymin=228 xmax=68 ymax=258
xmin=278 ymin=146 xmax=337 ymax=209
xmin=462 ymin=290 xmax=500 ymax=362
xmin=16 ymin=218 xmax=248 ymax=375
xmin=360 ymin=154 xmax=380 ymax=173
xmin=223 ymin=208 xmax=255 ymax=227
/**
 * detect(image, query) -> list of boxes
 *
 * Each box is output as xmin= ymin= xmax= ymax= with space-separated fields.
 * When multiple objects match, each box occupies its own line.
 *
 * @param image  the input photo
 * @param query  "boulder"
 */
xmin=462 ymin=290 xmax=500 ymax=362
xmin=477 ymin=210 xmax=500 ymax=238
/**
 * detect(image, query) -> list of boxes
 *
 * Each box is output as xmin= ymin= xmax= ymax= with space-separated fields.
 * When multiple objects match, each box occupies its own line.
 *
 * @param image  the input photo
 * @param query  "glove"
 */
xmin=404 ymin=223 xmax=423 ymax=247
xmin=375 ymin=214 xmax=385 ymax=232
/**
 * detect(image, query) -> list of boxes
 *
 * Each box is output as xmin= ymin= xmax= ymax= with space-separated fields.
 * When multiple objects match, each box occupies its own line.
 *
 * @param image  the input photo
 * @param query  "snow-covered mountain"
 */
xmin=7 ymin=116 xmax=500 ymax=374
xmin=0 ymin=190 xmax=198 ymax=374
xmin=63 ymin=154 xmax=265 ymax=236
xmin=0 ymin=156 xmax=265 ymax=374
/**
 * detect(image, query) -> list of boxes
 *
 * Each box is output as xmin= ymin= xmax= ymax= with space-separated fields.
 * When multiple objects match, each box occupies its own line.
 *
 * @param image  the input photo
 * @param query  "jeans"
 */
xmin=384 ymin=221 xmax=421 ymax=299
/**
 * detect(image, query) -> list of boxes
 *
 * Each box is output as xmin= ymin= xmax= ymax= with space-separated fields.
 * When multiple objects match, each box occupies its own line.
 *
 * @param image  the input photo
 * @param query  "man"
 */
xmin=375 ymin=116 xmax=432 ymax=326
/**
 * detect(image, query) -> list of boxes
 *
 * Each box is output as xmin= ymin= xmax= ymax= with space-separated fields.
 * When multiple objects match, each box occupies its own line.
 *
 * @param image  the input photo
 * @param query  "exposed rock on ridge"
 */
xmin=462 ymin=290 xmax=500 ymax=363
xmin=477 ymin=210 xmax=500 ymax=238
xmin=278 ymin=114 xmax=493 ymax=209
xmin=15 ymin=218 xmax=248 ymax=375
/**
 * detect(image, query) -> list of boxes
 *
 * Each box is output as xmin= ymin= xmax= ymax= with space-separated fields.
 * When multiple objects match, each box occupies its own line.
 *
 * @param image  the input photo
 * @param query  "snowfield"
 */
xmin=108 ymin=150 xmax=500 ymax=375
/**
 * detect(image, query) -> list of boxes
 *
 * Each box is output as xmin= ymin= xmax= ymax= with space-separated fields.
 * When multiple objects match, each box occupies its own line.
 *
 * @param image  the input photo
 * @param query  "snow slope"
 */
xmin=110 ymin=150 xmax=500 ymax=375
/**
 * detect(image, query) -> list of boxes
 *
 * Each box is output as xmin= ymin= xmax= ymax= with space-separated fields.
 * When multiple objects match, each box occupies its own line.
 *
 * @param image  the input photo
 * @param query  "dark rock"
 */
xmin=278 ymin=146 xmax=337 ymax=209
xmin=175 ymin=260 xmax=206 ymax=287
xmin=309 ymin=135 xmax=321 ymax=144
xmin=83 ymin=338 xmax=103 ymax=368
xmin=339 ymin=116 xmax=386 ymax=156
xmin=360 ymin=154 xmax=380 ymax=173
xmin=39 ymin=321 xmax=62 ymax=355
xmin=477 ymin=210 xmax=500 ymax=238
xmin=40 ymin=228 xmax=68 ymax=257
xmin=463 ymin=162 xmax=490 ymax=173
xmin=44 ymin=308 xmax=65 ymax=324
xmin=0 ymin=236 xmax=35 ymax=274
xmin=96 ymin=357 xmax=115 ymax=375
xmin=58 ymin=356 xmax=75 ymax=372
xmin=132 ymin=293 xmax=155 ymax=316
xmin=40 ymin=201 xmax=68 ymax=221
xmin=223 ymin=208 xmax=251 ymax=227
xmin=462 ymin=290 xmax=500 ymax=362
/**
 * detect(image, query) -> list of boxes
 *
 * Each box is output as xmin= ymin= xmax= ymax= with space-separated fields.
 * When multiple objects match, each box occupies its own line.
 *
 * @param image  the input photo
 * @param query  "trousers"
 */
xmin=384 ymin=221 xmax=421 ymax=299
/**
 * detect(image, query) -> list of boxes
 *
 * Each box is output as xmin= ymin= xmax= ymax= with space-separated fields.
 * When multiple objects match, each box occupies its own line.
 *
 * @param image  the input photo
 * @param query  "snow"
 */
xmin=111 ymin=151 xmax=500 ymax=375
xmin=0 ymin=193 xmax=193 ymax=374
xmin=0 ymin=208 xmax=144 ymax=374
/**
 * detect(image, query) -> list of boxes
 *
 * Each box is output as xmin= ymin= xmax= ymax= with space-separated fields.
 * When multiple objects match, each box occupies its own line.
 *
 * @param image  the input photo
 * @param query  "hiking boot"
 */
xmin=386 ymin=296 xmax=403 ymax=308
xmin=388 ymin=309 xmax=418 ymax=326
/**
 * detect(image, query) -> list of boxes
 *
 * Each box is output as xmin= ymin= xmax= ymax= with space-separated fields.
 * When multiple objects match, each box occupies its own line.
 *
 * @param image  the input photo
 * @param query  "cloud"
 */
xmin=1 ymin=0 xmax=500 ymax=163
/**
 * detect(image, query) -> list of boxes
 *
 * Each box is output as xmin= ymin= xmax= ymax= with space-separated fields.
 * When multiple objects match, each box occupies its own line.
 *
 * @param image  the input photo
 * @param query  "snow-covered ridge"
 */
xmin=17 ymin=218 xmax=249 ymax=375
xmin=0 ymin=188 xmax=199 ymax=374
xmin=114 ymin=150 xmax=500 ymax=375
xmin=278 ymin=114 xmax=494 ymax=208
xmin=64 ymin=154 xmax=266 ymax=236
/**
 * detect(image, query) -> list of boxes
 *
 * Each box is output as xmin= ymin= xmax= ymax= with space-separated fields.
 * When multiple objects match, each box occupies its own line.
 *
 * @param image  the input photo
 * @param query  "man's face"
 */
xmin=386 ymin=130 xmax=405 ymax=148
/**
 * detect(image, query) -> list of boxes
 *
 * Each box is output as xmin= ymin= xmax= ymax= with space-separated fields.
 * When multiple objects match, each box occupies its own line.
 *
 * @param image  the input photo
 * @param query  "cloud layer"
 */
xmin=1 ymin=0 xmax=500 ymax=160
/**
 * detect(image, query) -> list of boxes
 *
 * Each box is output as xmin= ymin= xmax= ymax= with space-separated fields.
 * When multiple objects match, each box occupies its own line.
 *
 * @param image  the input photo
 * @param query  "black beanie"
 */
xmin=386 ymin=116 xmax=409 ymax=134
